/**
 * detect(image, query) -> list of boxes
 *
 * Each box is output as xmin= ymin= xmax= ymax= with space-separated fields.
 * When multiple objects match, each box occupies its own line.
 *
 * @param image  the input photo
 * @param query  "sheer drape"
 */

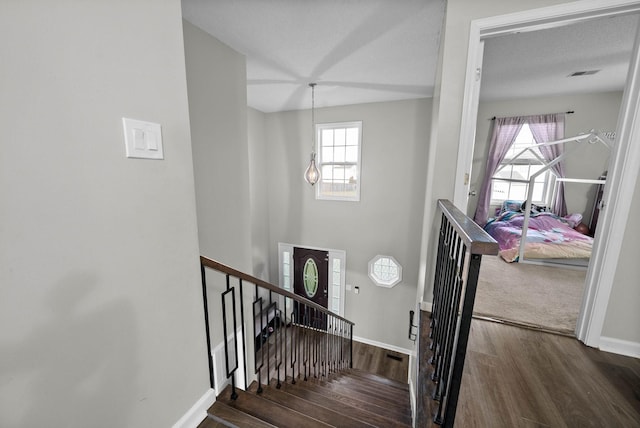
xmin=473 ymin=117 xmax=526 ymax=225
xmin=528 ymin=113 xmax=567 ymax=216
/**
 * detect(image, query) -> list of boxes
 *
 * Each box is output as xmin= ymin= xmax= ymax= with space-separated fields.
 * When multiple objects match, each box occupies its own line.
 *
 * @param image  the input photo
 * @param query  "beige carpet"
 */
xmin=473 ymin=255 xmax=587 ymax=334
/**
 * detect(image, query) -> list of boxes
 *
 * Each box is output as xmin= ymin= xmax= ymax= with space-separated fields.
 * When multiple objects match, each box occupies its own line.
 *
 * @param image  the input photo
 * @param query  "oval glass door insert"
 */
xmin=303 ymin=258 xmax=319 ymax=298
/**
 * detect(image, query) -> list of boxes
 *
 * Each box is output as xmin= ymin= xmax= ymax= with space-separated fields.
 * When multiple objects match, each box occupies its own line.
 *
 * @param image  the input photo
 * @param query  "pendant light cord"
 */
xmin=310 ymin=83 xmax=316 ymax=154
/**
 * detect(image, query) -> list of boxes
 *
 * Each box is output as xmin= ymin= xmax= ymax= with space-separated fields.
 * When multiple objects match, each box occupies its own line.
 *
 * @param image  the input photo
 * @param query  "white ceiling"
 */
xmin=181 ymin=0 xmax=445 ymax=112
xmin=181 ymin=1 xmax=639 ymax=113
xmin=481 ymin=13 xmax=639 ymax=101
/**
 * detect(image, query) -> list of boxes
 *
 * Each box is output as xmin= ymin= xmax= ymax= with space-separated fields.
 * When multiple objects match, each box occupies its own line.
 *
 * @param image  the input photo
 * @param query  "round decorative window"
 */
xmin=368 ymin=255 xmax=402 ymax=288
xmin=303 ymin=258 xmax=319 ymax=297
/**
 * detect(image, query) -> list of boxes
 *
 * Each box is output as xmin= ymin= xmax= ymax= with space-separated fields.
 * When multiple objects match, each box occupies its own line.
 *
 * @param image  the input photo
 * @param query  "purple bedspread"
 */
xmin=484 ymin=211 xmax=593 ymax=262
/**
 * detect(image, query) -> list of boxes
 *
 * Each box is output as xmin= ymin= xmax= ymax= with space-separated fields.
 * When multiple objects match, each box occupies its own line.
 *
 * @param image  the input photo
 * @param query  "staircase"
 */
xmin=198 ymin=368 xmax=412 ymax=427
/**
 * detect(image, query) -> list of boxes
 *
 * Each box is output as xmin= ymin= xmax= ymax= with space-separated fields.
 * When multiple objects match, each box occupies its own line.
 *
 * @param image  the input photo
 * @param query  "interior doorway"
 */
xmin=453 ymin=1 xmax=640 ymax=346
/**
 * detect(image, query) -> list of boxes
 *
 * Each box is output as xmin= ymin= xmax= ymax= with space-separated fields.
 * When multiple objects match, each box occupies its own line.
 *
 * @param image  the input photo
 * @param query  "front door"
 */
xmin=293 ymin=247 xmax=328 ymax=328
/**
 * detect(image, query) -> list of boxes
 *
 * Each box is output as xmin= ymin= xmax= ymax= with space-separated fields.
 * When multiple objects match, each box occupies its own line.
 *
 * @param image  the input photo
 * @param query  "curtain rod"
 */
xmin=490 ymin=111 xmax=574 ymax=120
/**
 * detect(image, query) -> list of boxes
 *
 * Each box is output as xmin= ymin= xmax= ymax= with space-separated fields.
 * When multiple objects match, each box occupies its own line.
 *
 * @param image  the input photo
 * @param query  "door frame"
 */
xmin=278 ymin=242 xmax=346 ymax=317
xmin=453 ymin=0 xmax=640 ymax=348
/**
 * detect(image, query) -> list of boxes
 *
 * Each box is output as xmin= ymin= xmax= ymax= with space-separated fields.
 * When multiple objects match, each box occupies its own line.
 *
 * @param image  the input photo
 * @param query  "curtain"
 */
xmin=473 ymin=116 xmax=526 ymax=225
xmin=528 ymin=113 xmax=567 ymax=216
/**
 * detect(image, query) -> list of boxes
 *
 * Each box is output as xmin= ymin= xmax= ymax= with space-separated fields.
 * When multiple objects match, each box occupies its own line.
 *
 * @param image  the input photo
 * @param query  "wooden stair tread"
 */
xmin=278 ymin=379 xmax=411 ymax=427
xmin=197 ymin=413 xmax=234 ymax=428
xmin=206 ymin=401 xmax=277 ymax=427
xmin=329 ymin=376 xmax=410 ymax=406
xmin=217 ymin=385 xmax=332 ymax=428
xmin=248 ymin=381 xmax=376 ymax=428
xmin=346 ymin=368 xmax=410 ymax=391
xmin=303 ymin=377 xmax=411 ymax=418
xmin=289 ymin=377 xmax=411 ymax=424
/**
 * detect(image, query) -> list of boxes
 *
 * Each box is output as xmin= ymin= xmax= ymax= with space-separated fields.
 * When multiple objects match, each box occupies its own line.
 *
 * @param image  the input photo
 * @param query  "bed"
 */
xmin=484 ymin=205 xmax=593 ymax=263
xmin=483 ymin=130 xmax=611 ymax=266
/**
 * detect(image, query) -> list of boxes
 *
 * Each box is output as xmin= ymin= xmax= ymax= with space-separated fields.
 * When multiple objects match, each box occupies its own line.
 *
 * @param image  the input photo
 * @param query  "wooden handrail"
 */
xmin=200 ymin=256 xmax=354 ymax=326
xmin=437 ymin=199 xmax=498 ymax=256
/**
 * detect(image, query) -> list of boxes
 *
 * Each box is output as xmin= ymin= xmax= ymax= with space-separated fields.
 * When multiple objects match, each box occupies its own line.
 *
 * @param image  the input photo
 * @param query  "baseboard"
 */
xmin=420 ymin=301 xmax=432 ymax=312
xmin=172 ymin=388 xmax=215 ymax=428
xmin=353 ymin=335 xmax=414 ymax=356
xmin=599 ymin=336 xmax=640 ymax=358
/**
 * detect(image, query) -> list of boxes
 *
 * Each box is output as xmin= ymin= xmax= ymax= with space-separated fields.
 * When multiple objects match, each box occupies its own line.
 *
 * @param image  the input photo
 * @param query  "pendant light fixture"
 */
xmin=304 ymin=83 xmax=320 ymax=185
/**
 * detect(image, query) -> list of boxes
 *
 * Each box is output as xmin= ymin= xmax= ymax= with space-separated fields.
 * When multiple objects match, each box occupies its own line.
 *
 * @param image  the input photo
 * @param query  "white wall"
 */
xmin=0 ymin=2 xmax=207 ymax=427
xmin=248 ymin=107 xmax=271 ymax=281
xmin=469 ymin=92 xmax=622 ymax=220
xmin=184 ymin=21 xmax=252 ymax=274
xmin=263 ymin=99 xmax=430 ymax=350
xmin=603 ymin=170 xmax=640 ymax=345
xmin=183 ymin=20 xmax=260 ymax=390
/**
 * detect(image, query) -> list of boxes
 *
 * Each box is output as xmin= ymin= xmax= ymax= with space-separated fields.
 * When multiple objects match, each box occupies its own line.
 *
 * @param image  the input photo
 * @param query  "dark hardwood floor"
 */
xmin=201 ymin=318 xmax=639 ymax=427
xmin=420 ymin=312 xmax=640 ymax=427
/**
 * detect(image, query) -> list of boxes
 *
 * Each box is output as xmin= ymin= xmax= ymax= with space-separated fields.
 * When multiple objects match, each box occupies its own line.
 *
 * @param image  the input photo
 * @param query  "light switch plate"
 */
xmin=123 ymin=117 xmax=163 ymax=160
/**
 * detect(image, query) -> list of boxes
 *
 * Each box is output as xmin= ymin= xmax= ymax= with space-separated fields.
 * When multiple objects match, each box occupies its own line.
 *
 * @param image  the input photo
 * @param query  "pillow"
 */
xmin=564 ymin=213 xmax=583 ymax=228
xmin=500 ymin=200 xmax=523 ymax=215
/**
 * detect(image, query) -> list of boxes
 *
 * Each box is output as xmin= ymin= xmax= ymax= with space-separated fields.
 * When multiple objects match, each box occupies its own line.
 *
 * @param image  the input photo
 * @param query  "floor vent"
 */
xmin=386 ymin=353 xmax=403 ymax=361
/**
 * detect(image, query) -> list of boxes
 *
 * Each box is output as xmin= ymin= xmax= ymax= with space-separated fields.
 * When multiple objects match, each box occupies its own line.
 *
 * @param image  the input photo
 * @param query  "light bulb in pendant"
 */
xmin=304 ymin=152 xmax=320 ymax=185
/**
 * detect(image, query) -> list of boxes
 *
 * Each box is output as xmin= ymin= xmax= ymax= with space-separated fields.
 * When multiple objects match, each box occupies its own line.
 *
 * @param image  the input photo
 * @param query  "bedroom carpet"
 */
xmin=473 ymin=255 xmax=587 ymax=334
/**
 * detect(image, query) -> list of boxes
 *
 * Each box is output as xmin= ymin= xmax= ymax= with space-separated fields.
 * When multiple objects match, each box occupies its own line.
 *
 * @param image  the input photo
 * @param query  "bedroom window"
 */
xmin=316 ymin=121 xmax=362 ymax=201
xmin=491 ymin=124 xmax=550 ymax=204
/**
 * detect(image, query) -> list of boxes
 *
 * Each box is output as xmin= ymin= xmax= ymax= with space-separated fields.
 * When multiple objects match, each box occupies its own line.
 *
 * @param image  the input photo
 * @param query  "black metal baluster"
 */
xmin=431 ymin=218 xmax=451 ymax=352
xmin=238 ymin=279 xmax=247 ymax=390
xmin=275 ymin=307 xmax=282 ymax=388
xmin=323 ymin=312 xmax=328 ymax=377
xmin=283 ymin=296 xmax=288 ymax=384
xmin=338 ymin=319 xmax=342 ymax=372
xmin=440 ymin=253 xmax=481 ymax=427
xmin=199 ymin=263 xmax=215 ymax=390
xmin=434 ymin=241 xmax=466 ymax=415
xmin=304 ymin=305 xmax=309 ymax=381
xmin=432 ymin=222 xmax=457 ymax=369
xmin=313 ymin=309 xmax=320 ymax=378
xmin=291 ymin=309 xmax=297 ymax=384
xmin=221 ymin=283 xmax=238 ymax=400
xmin=253 ymin=293 xmax=264 ymax=394
xmin=433 ymin=233 xmax=461 ymax=388
xmin=267 ymin=291 xmax=272 ymax=386
xmin=349 ymin=322 xmax=353 ymax=369
xmin=430 ymin=213 xmax=448 ymax=336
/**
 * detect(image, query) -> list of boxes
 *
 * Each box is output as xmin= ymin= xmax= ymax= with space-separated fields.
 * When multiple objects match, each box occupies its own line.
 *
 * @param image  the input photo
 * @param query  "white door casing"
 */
xmin=454 ymin=0 xmax=640 ymax=348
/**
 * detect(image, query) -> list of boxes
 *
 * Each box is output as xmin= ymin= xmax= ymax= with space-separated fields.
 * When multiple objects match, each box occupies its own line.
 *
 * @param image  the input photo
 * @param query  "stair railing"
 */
xmin=426 ymin=200 xmax=498 ymax=427
xmin=200 ymin=256 xmax=354 ymax=400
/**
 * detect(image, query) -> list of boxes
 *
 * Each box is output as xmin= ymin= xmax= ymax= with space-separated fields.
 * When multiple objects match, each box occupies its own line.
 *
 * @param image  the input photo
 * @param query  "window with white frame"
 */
xmin=491 ymin=124 xmax=551 ymax=205
xmin=316 ymin=121 xmax=362 ymax=201
xmin=368 ymin=255 xmax=402 ymax=288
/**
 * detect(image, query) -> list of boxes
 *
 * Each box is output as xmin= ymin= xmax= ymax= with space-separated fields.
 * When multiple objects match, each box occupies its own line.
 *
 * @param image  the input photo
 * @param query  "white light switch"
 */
xmin=123 ymin=117 xmax=163 ymax=160
xmin=133 ymin=128 xmax=146 ymax=150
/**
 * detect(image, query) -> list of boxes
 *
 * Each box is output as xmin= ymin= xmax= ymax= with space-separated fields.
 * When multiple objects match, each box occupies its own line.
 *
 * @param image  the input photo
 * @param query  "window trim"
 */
xmin=368 ymin=255 xmax=402 ymax=288
xmin=490 ymin=125 xmax=553 ymax=206
xmin=315 ymin=121 xmax=362 ymax=202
